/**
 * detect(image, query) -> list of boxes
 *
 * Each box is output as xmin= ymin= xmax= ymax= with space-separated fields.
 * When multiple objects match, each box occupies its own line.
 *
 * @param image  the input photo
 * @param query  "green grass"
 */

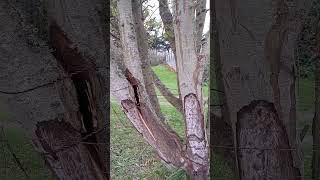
xmin=111 ymin=65 xmax=223 ymax=179
xmin=152 ymin=65 xmax=209 ymax=97
xmin=0 ymin=127 xmax=53 ymax=180
xmin=297 ymin=78 xmax=315 ymax=112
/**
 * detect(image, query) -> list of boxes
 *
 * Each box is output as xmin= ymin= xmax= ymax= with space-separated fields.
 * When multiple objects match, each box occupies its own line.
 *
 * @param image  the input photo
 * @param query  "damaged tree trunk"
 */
xmin=112 ymin=0 xmax=209 ymax=178
xmin=213 ymin=0 xmax=312 ymax=178
xmin=0 ymin=0 xmax=109 ymax=179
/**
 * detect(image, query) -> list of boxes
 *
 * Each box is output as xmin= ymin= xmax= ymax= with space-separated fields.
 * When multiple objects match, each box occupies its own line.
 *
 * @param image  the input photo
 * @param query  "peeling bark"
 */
xmin=0 ymin=0 xmax=109 ymax=179
xmin=213 ymin=0 xmax=312 ymax=178
xmin=237 ymin=100 xmax=300 ymax=180
xmin=184 ymin=93 xmax=208 ymax=178
xmin=131 ymin=0 xmax=165 ymax=121
xmin=173 ymin=0 xmax=209 ymax=178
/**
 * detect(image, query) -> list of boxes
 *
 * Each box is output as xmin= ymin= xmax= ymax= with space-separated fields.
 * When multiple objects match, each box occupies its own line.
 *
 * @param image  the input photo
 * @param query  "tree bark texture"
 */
xmin=213 ymin=0 xmax=312 ymax=178
xmin=312 ymin=24 xmax=320 ymax=180
xmin=0 ymin=0 xmax=109 ymax=179
xmin=114 ymin=0 xmax=209 ymax=178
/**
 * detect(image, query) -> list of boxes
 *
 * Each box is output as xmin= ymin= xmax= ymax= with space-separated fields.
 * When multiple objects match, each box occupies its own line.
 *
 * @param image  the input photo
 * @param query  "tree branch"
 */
xmin=151 ymin=70 xmax=183 ymax=114
xmin=195 ymin=0 xmax=207 ymax=53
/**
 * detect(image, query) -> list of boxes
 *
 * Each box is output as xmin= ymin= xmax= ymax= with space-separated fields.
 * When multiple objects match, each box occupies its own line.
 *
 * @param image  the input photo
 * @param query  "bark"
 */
xmin=116 ymin=0 xmax=208 ymax=178
xmin=158 ymin=0 xmax=176 ymax=55
xmin=151 ymin=70 xmax=183 ymax=114
xmin=313 ymin=58 xmax=320 ymax=180
xmin=174 ymin=0 xmax=209 ymax=178
xmin=312 ymin=25 xmax=320 ymax=180
xmin=110 ymin=39 xmax=197 ymax=176
xmin=213 ymin=0 xmax=312 ymax=178
xmin=131 ymin=0 xmax=165 ymax=121
xmin=237 ymin=100 xmax=300 ymax=180
xmin=158 ymin=0 xmax=183 ymax=110
xmin=210 ymin=4 xmax=236 ymax=177
xmin=0 ymin=0 xmax=109 ymax=179
xmin=195 ymin=0 xmax=207 ymax=53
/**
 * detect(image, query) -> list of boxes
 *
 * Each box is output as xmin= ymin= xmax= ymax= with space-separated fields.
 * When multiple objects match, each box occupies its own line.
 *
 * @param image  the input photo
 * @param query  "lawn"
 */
xmin=0 ymin=64 xmax=316 ymax=179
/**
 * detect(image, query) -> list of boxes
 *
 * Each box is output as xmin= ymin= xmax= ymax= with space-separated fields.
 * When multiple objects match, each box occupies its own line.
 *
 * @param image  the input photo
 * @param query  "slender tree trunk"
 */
xmin=173 ymin=0 xmax=208 ymax=178
xmin=158 ymin=0 xmax=183 ymax=108
xmin=0 ymin=0 xmax=109 ymax=179
xmin=213 ymin=0 xmax=312 ymax=178
xmin=131 ymin=0 xmax=165 ymax=121
xmin=312 ymin=26 xmax=320 ymax=179
xmin=313 ymin=57 xmax=320 ymax=180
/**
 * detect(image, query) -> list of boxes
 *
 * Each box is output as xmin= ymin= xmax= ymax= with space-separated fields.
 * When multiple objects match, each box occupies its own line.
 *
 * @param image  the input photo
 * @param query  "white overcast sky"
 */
xmin=146 ymin=0 xmax=210 ymax=35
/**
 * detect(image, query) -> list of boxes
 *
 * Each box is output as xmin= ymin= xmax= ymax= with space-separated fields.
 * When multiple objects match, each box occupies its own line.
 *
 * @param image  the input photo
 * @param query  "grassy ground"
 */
xmin=0 ymin=64 xmax=316 ymax=179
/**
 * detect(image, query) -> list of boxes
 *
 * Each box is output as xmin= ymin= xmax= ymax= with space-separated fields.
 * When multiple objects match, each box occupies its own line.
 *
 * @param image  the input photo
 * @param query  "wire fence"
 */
xmin=0 ymin=56 xmax=318 ymax=179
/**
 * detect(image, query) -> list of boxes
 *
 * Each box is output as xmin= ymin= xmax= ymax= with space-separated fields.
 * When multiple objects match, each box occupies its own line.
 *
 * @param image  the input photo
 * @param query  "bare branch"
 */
xmin=151 ymin=70 xmax=183 ymax=114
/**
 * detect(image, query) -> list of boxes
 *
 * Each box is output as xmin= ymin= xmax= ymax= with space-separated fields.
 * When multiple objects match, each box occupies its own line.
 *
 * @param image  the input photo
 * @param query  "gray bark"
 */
xmin=115 ymin=0 xmax=209 ymax=178
xmin=131 ymin=0 xmax=165 ymax=121
xmin=0 ymin=0 xmax=109 ymax=179
xmin=312 ymin=24 xmax=320 ymax=180
xmin=213 ymin=0 xmax=312 ymax=178
xmin=173 ymin=0 xmax=209 ymax=178
xmin=313 ymin=57 xmax=320 ymax=180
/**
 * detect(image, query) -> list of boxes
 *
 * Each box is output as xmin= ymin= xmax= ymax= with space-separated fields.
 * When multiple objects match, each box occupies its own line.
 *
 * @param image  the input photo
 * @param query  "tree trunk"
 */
xmin=173 ymin=0 xmax=209 ymax=178
xmin=0 ymin=0 xmax=109 ymax=179
xmin=312 ymin=26 xmax=320 ymax=179
xmin=114 ymin=0 xmax=209 ymax=178
xmin=313 ymin=57 xmax=320 ymax=180
xmin=131 ymin=0 xmax=165 ymax=121
xmin=158 ymin=0 xmax=183 ymax=109
xmin=213 ymin=0 xmax=312 ymax=178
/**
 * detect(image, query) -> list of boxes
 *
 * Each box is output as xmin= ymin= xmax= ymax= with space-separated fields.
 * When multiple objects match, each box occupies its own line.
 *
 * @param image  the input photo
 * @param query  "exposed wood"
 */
xmin=237 ymin=100 xmax=300 ymax=180
xmin=0 ymin=0 xmax=110 ymax=179
xmin=173 ymin=0 xmax=209 ymax=178
xmin=132 ymin=0 xmax=165 ymax=121
xmin=213 ymin=0 xmax=312 ymax=177
xmin=110 ymin=40 xmax=204 ymax=176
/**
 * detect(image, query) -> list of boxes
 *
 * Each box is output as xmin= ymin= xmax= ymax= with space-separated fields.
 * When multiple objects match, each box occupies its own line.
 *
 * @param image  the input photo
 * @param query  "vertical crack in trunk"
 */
xmin=121 ymin=69 xmax=190 ymax=171
xmin=48 ymin=20 xmax=107 ymax=178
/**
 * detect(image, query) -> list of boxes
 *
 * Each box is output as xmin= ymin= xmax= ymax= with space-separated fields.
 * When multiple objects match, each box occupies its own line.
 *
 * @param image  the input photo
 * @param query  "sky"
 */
xmin=146 ymin=0 xmax=210 ymax=35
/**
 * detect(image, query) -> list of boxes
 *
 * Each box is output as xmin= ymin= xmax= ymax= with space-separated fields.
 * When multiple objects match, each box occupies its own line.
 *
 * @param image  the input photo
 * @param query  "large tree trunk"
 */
xmin=0 ymin=0 xmax=109 ymax=179
xmin=213 ymin=0 xmax=312 ymax=179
